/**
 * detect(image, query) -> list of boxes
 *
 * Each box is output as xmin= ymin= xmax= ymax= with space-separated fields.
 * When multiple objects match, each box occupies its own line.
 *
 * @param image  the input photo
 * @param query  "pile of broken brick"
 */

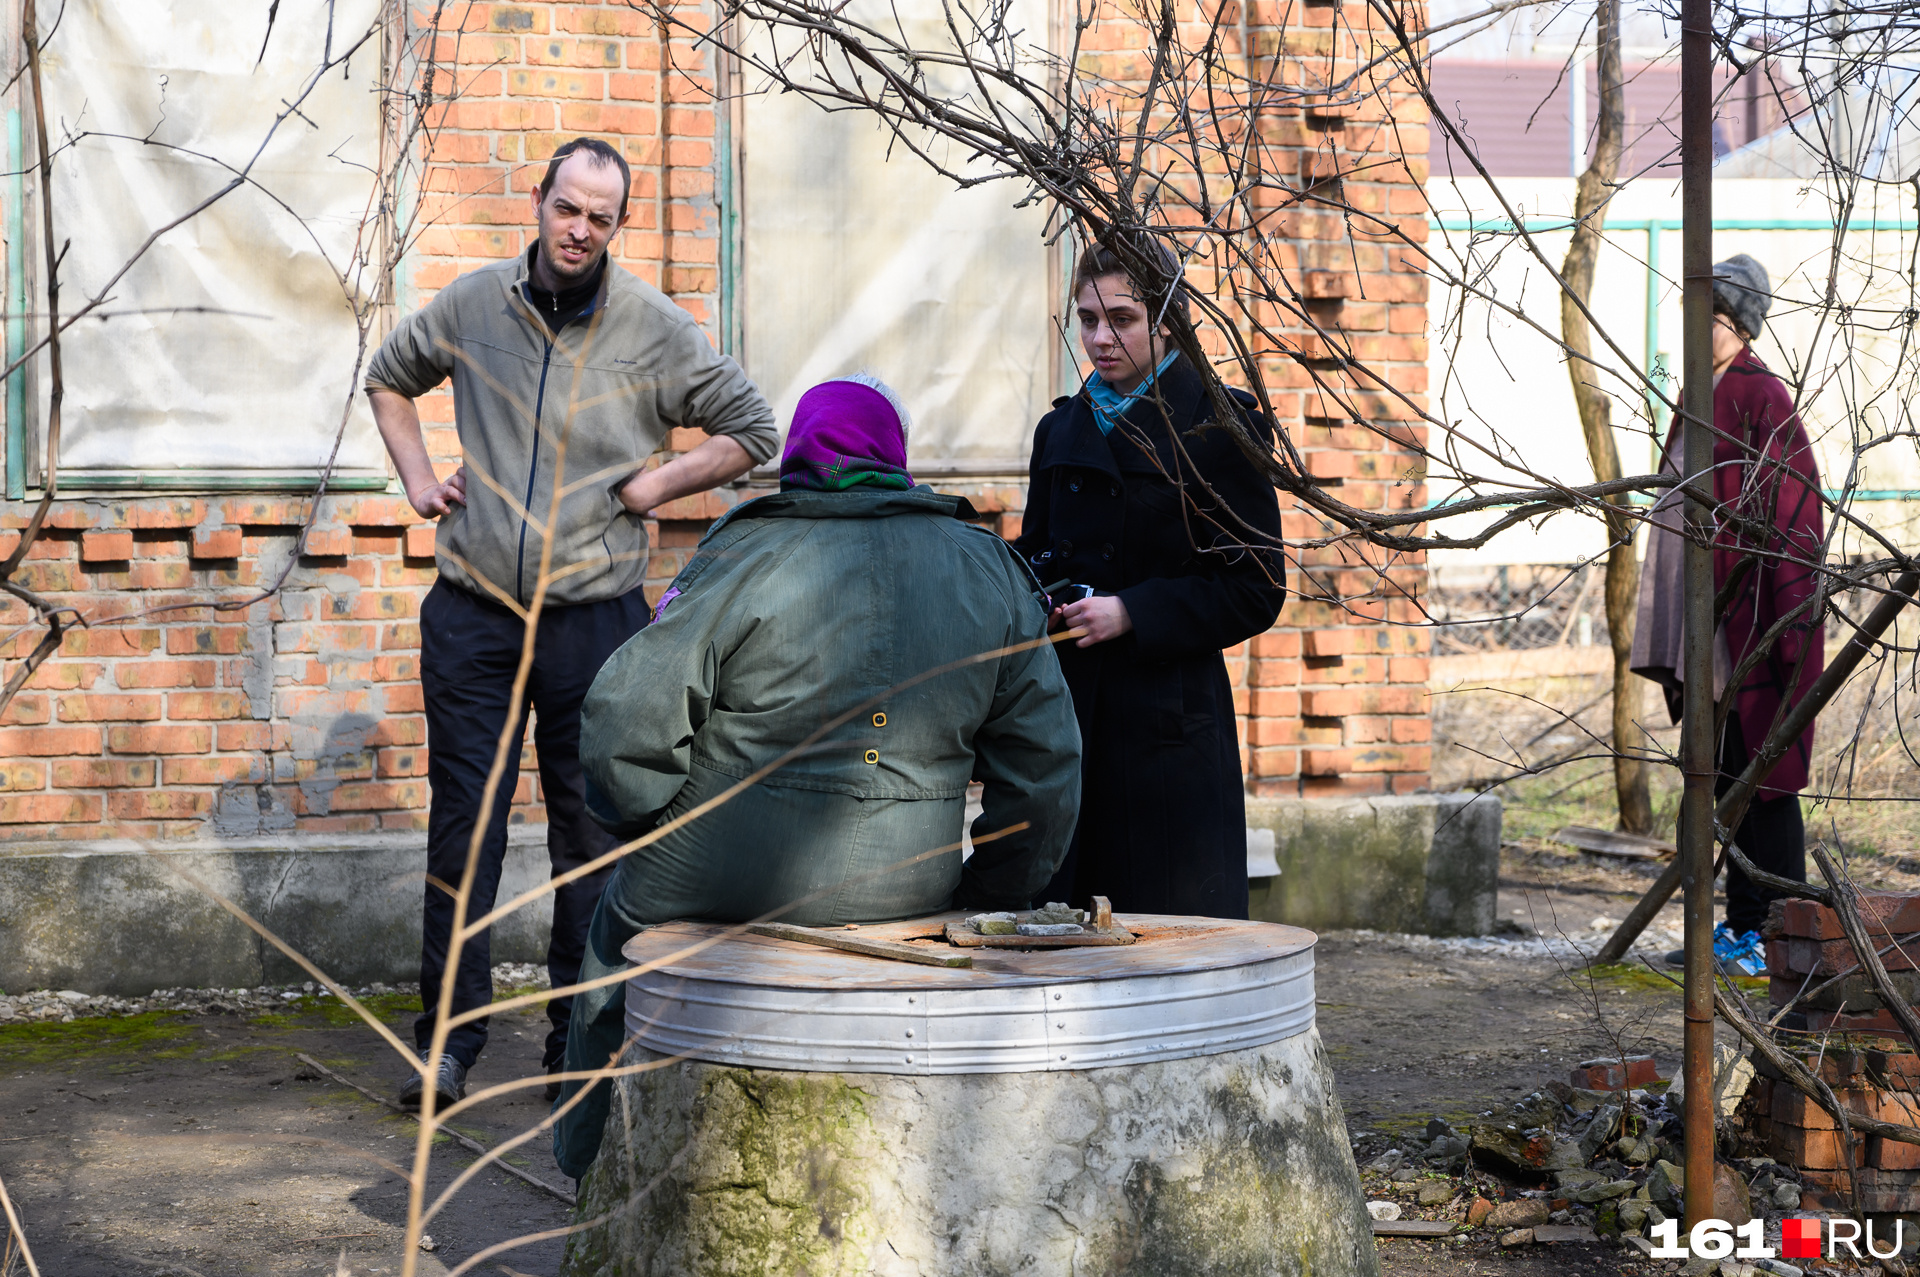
xmin=1354 ymin=892 xmax=1920 ymax=1265
xmin=1356 ymin=1053 xmax=1802 ymax=1262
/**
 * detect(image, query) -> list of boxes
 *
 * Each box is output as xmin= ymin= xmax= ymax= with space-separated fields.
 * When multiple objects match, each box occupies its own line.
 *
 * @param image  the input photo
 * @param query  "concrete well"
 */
xmin=562 ymin=916 xmax=1378 ymax=1277
xmin=1244 ymin=791 xmax=1502 ymax=937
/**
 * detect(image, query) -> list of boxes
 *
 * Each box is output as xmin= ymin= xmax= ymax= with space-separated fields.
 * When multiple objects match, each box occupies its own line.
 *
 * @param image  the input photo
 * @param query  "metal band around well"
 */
xmin=621 ymin=915 xmax=1317 ymax=1075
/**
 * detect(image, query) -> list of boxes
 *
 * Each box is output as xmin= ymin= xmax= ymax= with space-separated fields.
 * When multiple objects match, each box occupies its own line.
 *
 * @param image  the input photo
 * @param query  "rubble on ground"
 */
xmin=0 ymin=962 xmax=549 ymax=1025
xmin=1356 ymin=894 xmax=1920 ymax=1269
xmin=1327 ymin=923 xmax=1688 ymax=964
xmin=1349 ymin=1055 xmax=1842 ymax=1270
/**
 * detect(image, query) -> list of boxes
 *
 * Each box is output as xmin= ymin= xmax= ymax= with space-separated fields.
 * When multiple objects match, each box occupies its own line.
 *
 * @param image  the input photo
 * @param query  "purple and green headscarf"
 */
xmin=779 ymin=377 xmax=915 ymax=493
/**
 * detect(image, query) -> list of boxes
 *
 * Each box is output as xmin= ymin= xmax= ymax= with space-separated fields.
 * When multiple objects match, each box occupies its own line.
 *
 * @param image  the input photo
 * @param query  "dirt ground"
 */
xmin=1322 ymin=860 xmax=1734 ymax=1277
xmin=3 ymin=858 xmax=1719 ymax=1277
xmin=7 ymin=668 xmax=1908 ymax=1275
xmin=0 ymin=987 xmax=574 ymax=1276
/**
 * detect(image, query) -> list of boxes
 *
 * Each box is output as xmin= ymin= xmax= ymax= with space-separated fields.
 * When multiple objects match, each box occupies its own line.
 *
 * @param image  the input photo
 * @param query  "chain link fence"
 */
xmin=1428 ymin=564 xmax=1610 ymax=654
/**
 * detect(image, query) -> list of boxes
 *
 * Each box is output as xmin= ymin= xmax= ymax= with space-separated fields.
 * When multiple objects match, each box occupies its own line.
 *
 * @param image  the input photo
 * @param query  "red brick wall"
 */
xmin=1240 ymin=0 xmax=1432 ymax=798
xmin=0 ymin=499 xmax=436 ymax=838
xmin=407 ymin=0 xmax=726 ymax=480
xmin=0 ymin=0 xmax=743 ymax=842
xmin=0 ymin=0 xmax=1427 ymax=843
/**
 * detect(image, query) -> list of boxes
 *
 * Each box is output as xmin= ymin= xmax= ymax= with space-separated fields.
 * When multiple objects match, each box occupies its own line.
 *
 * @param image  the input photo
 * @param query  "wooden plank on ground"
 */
xmin=1552 ymin=825 xmax=1677 ymax=860
xmin=1532 ymin=1224 xmax=1600 ymax=1243
xmin=1370 ymin=1220 xmax=1458 ymax=1237
xmin=745 ymin=922 xmax=973 ymax=968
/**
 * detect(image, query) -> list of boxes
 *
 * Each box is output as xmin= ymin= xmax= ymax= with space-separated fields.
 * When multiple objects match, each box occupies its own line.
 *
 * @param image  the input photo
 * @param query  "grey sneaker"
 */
xmin=396 ymin=1052 xmax=468 ymax=1111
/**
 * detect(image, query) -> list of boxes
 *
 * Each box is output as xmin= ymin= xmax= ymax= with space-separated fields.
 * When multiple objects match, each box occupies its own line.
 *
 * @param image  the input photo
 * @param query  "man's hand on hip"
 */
xmin=409 ymin=466 xmax=467 ymax=519
xmin=370 ymin=388 xmax=467 ymax=520
xmin=618 ymin=435 xmax=754 ymax=517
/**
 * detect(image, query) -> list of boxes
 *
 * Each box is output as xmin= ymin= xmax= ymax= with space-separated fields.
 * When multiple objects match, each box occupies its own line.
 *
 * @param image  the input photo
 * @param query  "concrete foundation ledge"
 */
xmin=0 ymin=827 xmax=554 ymax=995
xmin=1245 ymin=792 xmax=1503 ymax=937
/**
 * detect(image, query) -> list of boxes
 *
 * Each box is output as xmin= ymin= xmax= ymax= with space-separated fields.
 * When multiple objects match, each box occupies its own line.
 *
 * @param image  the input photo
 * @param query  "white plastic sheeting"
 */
xmin=739 ymin=0 xmax=1058 ymax=470
xmin=1717 ymin=69 xmax=1920 ymax=182
xmin=35 ymin=0 xmax=386 ymax=478
xmin=1426 ymin=175 xmax=1920 ymax=565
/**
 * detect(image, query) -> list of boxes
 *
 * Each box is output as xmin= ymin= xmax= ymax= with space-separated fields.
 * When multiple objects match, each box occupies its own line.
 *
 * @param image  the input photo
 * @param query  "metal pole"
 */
xmin=5 ymin=104 xmax=25 ymax=500
xmin=1679 ymin=0 xmax=1717 ymax=1231
xmin=714 ymin=19 xmax=742 ymax=361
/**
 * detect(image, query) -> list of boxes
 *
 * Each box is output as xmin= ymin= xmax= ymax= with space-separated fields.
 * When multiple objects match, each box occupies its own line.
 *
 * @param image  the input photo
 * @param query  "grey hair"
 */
xmin=831 ymin=371 xmax=911 ymax=444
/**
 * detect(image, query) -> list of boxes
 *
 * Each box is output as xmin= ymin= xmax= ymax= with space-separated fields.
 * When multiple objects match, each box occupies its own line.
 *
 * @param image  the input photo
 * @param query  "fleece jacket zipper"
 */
xmin=513 ymin=270 xmax=604 ymax=604
xmin=516 ymin=338 xmax=555 ymax=604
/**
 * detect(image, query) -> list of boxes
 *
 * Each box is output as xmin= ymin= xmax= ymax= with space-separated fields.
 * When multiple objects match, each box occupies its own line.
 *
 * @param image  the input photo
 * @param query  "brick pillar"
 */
xmin=1240 ymin=0 xmax=1432 ymax=798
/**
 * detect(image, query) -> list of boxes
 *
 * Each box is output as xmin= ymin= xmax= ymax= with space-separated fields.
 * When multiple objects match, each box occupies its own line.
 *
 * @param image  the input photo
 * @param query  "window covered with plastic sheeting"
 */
xmin=18 ymin=0 xmax=389 ymax=491
xmin=736 ymin=0 xmax=1061 ymax=476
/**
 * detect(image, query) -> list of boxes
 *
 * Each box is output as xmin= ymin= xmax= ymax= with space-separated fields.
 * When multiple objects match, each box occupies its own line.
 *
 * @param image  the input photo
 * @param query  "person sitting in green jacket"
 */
xmin=551 ymin=374 xmax=1083 ymax=1180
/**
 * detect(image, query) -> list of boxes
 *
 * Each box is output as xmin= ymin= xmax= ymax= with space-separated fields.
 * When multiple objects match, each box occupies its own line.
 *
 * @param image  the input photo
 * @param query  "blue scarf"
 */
xmin=1085 ymin=351 xmax=1179 ymax=434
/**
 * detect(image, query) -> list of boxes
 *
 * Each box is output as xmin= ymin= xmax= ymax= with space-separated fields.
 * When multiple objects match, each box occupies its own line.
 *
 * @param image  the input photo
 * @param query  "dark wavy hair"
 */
xmin=1070 ymin=238 xmax=1190 ymax=329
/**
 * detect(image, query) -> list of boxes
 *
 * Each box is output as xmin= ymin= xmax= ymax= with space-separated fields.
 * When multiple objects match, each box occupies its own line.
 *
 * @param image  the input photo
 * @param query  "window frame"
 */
xmin=2 ymin=1 xmax=399 ymax=500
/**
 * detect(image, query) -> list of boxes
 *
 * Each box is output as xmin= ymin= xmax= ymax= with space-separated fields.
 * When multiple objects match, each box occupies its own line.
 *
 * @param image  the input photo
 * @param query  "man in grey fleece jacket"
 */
xmin=364 ymin=138 xmax=777 ymax=1110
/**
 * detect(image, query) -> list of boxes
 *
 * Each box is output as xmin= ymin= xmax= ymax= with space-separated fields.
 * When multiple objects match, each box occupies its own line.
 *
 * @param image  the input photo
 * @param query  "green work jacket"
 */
xmin=579 ymin=486 xmax=1082 ymax=920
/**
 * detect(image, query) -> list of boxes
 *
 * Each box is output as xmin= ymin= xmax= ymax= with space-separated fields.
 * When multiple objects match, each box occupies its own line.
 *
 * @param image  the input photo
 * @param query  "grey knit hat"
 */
xmin=1712 ymin=254 xmax=1771 ymax=340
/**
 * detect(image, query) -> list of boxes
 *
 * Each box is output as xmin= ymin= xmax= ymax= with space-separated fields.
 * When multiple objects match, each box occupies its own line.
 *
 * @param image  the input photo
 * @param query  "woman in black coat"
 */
xmin=1013 ymin=245 xmax=1286 ymax=918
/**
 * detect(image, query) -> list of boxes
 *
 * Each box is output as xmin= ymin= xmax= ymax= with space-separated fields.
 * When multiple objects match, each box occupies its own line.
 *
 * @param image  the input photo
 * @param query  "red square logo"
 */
xmin=1782 ymin=1217 xmax=1822 ymax=1259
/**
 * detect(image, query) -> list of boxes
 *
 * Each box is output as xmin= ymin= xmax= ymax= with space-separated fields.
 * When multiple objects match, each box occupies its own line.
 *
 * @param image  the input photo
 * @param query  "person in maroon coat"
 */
xmin=1636 ymin=254 xmax=1825 ymax=967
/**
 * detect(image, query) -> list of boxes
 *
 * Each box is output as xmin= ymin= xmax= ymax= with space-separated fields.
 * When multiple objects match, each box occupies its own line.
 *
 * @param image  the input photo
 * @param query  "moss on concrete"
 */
xmin=1085 ymin=1060 xmax=1374 ymax=1276
xmin=564 ymin=1035 xmax=1378 ymax=1277
xmin=1246 ymin=793 xmax=1501 ymax=937
xmin=1586 ymin=962 xmax=1765 ymax=999
xmin=0 ymin=989 xmax=422 ymax=1069
xmin=568 ymin=1068 xmax=881 ymax=1277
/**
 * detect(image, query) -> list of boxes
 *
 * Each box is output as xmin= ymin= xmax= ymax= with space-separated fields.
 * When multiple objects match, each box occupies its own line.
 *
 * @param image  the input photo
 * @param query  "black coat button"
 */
xmin=1059 ymin=540 xmax=1074 ymax=557
xmin=1068 ymin=476 xmax=1082 ymax=493
xmin=1101 ymin=543 xmax=1114 ymax=560
xmin=1109 ymin=483 xmax=1120 ymax=497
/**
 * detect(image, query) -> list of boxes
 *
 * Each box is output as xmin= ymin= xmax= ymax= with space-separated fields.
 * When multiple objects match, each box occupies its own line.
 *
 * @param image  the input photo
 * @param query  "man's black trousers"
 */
xmin=417 ymin=580 xmax=649 ymax=1072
